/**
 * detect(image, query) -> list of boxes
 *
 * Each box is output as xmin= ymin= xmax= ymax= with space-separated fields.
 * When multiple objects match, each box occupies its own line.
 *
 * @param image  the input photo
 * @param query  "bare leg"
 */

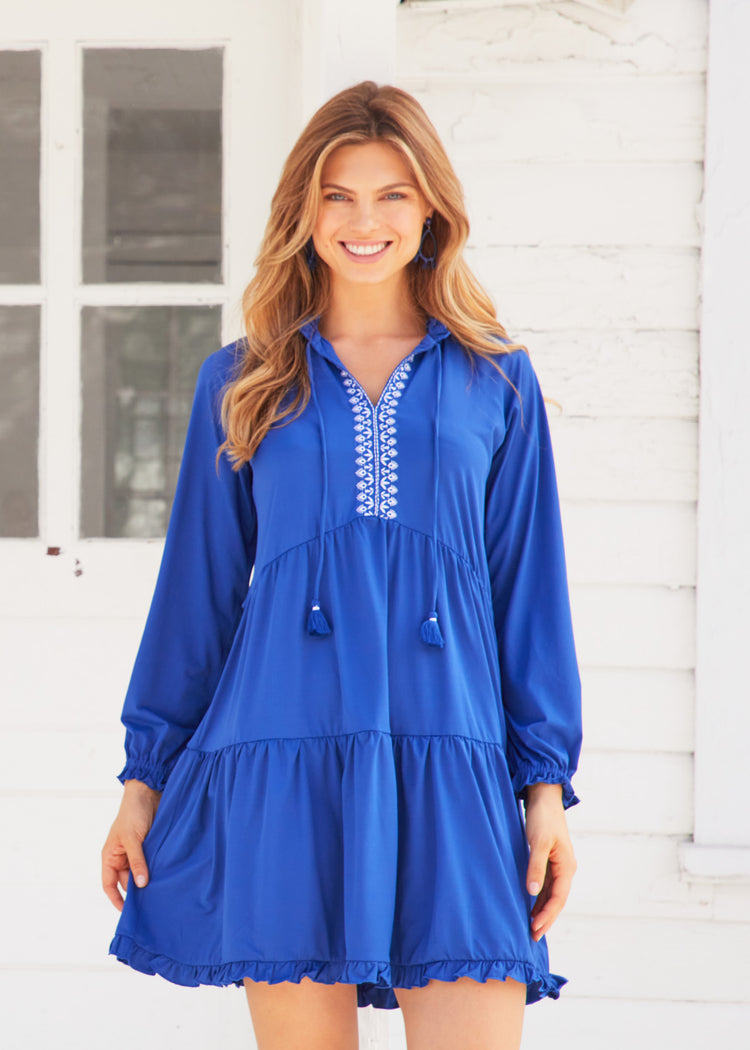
xmin=394 ymin=976 xmax=526 ymax=1050
xmin=243 ymin=976 xmax=359 ymax=1050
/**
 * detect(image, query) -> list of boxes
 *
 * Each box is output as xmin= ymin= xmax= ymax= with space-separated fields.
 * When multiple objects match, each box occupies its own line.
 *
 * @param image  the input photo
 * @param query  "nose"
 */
xmin=350 ymin=197 xmax=379 ymax=232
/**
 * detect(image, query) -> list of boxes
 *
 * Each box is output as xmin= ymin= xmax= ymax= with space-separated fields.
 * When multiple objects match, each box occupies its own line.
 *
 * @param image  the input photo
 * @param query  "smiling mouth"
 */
xmin=340 ymin=241 xmax=392 ymax=259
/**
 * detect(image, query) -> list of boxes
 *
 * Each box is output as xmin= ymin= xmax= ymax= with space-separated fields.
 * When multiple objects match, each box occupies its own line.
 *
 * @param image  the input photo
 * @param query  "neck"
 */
xmin=321 ymin=273 xmax=425 ymax=340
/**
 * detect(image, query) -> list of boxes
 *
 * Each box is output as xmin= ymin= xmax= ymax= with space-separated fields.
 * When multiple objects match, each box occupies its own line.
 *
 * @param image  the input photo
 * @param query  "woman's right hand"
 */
xmin=101 ymin=779 xmax=162 ymax=912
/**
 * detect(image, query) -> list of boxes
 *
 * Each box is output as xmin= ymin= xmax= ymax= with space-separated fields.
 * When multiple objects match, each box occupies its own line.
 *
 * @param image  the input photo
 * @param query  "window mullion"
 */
xmin=40 ymin=39 xmax=81 ymax=549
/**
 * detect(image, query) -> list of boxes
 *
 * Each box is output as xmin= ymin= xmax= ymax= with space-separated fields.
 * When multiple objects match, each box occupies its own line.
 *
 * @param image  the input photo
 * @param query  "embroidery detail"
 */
xmin=341 ymin=356 xmax=414 ymax=519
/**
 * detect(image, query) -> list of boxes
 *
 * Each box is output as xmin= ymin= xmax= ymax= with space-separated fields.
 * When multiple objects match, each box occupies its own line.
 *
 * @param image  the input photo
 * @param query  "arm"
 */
xmin=117 ymin=346 xmax=258 ymax=790
xmin=483 ymin=350 xmax=582 ymax=935
xmin=484 ymin=349 xmax=582 ymax=809
xmin=102 ymin=347 xmax=257 ymax=908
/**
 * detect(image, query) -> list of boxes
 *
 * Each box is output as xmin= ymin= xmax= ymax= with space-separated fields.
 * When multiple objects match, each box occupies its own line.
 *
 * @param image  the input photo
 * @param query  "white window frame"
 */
xmin=0 ymin=4 xmax=301 ymax=613
xmin=679 ymin=0 xmax=750 ymax=883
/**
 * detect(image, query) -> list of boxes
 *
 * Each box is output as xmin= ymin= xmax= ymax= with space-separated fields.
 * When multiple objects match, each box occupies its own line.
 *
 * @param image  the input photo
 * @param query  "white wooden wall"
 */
xmin=394 ymin=1 xmax=750 ymax=1047
xmin=3 ymin=2 xmax=749 ymax=1049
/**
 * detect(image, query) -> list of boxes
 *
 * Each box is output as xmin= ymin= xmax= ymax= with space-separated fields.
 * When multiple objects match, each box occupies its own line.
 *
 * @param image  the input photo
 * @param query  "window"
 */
xmin=0 ymin=50 xmax=41 ymax=537
xmin=79 ymin=48 xmax=223 ymax=538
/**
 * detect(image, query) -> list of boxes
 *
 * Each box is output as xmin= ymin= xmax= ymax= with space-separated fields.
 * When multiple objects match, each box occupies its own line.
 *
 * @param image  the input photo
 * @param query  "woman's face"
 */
xmin=312 ymin=140 xmax=433 ymax=289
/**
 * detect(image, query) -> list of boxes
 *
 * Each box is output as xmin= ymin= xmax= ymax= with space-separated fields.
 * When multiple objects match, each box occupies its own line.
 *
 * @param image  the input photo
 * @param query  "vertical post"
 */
xmin=682 ymin=0 xmax=750 ymax=879
xmin=296 ymin=0 xmax=398 ymax=124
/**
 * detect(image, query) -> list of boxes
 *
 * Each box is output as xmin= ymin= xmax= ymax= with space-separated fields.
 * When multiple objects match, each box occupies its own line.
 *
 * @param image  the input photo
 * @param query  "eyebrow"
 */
xmin=321 ymin=181 xmax=417 ymax=192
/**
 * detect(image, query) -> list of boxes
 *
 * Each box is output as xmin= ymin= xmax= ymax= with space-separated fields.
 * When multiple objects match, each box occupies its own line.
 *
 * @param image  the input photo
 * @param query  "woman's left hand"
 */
xmin=522 ymin=782 xmax=577 ymax=942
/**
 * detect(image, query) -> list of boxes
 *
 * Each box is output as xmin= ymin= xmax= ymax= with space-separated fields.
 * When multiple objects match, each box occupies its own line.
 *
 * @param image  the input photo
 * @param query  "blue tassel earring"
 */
xmin=413 ymin=216 xmax=438 ymax=269
xmin=305 ymin=237 xmax=318 ymax=271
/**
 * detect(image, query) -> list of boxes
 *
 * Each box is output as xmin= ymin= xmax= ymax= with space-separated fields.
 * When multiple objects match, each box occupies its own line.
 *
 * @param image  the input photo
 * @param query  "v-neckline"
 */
xmin=339 ymin=351 xmax=417 ymax=411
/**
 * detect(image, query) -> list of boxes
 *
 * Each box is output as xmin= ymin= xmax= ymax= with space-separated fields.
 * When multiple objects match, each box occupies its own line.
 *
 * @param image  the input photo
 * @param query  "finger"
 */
xmin=123 ymin=836 xmax=150 ymax=889
xmin=530 ymin=875 xmax=574 ymax=941
xmin=102 ymin=862 xmax=125 ymax=912
xmin=525 ymin=839 xmax=551 ymax=898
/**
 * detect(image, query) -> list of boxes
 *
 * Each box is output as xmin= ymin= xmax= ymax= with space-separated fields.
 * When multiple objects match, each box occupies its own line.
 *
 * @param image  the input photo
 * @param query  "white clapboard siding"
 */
xmin=530 ymin=332 xmax=699 ymax=420
xmin=0 ymin=615 xmax=145 ymax=729
xmin=0 ymin=728 xmax=130 ymax=795
xmin=522 ymin=998 xmax=750 ymax=1050
xmin=403 ymin=76 xmax=706 ymax=164
xmin=550 ymin=418 xmax=697 ymax=502
xmin=548 ymin=912 xmax=750 ymax=1002
xmin=0 ymin=969 xmax=251 ymax=1050
xmin=580 ymin=667 xmax=694 ymax=754
xmin=465 ymin=246 xmax=701 ymax=332
xmin=399 ymin=0 xmax=707 ymax=76
xmin=462 ymin=163 xmax=703 ymax=248
xmin=561 ymin=503 xmax=696 ymax=587
xmin=0 ymin=542 xmax=164 ymax=619
xmin=566 ymin=834 xmax=713 ymax=921
xmin=570 ymin=584 xmax=695 ymax=669
xmin=3 ymin=795 xmax=121 ymax=887
xmin=566 ymin=751 xmax=693 ymax=836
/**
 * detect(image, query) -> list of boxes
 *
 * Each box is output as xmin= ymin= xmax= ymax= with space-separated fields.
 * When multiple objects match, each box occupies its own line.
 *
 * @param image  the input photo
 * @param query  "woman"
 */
xmin=102 ymin=81 xmax=582 ymax=1050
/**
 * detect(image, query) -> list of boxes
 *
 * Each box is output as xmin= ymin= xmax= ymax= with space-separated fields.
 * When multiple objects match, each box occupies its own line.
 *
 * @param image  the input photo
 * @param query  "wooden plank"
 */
xmin=401 ymin=76 xmax=706 ymax=164
xmin=0 ymin=616 xmax=143 ymax=729
xmin=566 ymin=751 xmax=692 ymax=836
xmin=530 ymin=330 xmax=699 ymax=420
xmin=547 ymin=912 xmax=750 ymax=1002
xmin=564 ymin=833 xmax=712 ymax=922
xmin=398 ymin=0 xmax=707 ymax=76
xmin=579 ymin=667 xmax=694 ymax=753
xmin=463 ymin=162 xmax=703 ymax=248
xmin=0 ymin=969 xmax=251 ymax=1050
xmin=570 ymin=584 xmax=696 ymax=669
xmin=1 ymin=796 xmax=119 ymax=887
xmin=523 ymin=997 xmax=750 ymax=1050
xmin=465 ymin=245 xmax=700 ymax=332
xmin=561 ymin=502 xmax=696 ymax=588
xmin=550 ymin=418 xmax=698 ymax=502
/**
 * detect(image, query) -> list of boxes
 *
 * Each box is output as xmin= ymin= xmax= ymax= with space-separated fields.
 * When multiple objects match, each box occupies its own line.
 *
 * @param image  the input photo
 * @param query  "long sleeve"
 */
xmin=483 ymin=349 xmax=582 ymax=809
xmin=117 ymin=347 xmax=258 ymax=791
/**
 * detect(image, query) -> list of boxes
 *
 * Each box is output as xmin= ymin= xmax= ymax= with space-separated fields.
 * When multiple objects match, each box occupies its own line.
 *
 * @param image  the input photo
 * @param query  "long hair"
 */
xmin=218 ymin=80 xmax=525 ymax=470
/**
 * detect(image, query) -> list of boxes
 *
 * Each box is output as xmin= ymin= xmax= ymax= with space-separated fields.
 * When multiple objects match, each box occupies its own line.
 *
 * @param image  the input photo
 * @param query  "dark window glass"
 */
xmin=80 ymin=305 xmax=221 ymax=537
xmin=82 ymin=49 xmax=223 ymax=283
xmin=0 ymin=51 xmax=41 ymax=283
xmin=0 ymin=306 xmax=39 ymax=536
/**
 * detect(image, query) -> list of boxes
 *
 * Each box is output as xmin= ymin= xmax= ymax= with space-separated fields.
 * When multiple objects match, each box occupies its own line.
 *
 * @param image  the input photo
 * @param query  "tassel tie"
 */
xmin=420 ymin=341 xmax=445 ymax=648
xmin=305 ymin=342 xmax=332 ymax=636
xmin=302 ymin=317 xmax=447 ymax=648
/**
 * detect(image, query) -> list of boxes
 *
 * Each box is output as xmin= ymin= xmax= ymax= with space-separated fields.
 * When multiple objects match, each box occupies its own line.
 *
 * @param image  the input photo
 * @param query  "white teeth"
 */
xmin=344 ymin=242 xmax=388 ymax=256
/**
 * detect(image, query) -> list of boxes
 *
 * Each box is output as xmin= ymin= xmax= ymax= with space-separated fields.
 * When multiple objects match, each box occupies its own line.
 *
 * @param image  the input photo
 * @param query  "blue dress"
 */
xmin=109 ymin=315 xmax=582 ymax=1010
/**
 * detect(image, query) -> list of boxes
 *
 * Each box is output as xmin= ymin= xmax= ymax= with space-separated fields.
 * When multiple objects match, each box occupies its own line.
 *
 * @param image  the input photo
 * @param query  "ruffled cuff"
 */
xmin=117 ymin=756 xmax=177 ymax=792
xmin=511 ymin=765 xmax=580 ymax=810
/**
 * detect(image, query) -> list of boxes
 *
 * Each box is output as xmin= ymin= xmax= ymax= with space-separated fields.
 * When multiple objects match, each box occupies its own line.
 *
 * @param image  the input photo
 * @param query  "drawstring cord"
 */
xmin=419 ymin=341 xmax=445 ymax=648
xmin=306 ymin=342 xmax=332 ymax=636
xmin=303 ymin=318 xmax=447 ymax=647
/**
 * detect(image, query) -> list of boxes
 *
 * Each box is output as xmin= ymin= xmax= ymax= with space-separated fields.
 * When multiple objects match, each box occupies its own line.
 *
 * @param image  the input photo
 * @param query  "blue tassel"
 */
xmin=307 ymin=601 xmax=331 ymax=636
xmin=420 ymin=611 xmax=444 ymax=648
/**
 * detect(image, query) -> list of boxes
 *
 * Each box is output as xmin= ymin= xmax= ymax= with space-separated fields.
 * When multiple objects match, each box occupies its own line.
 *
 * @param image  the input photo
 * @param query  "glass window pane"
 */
xmin=0 ymin=306 xmax=39 ymax=536
xmin=82 ymin=49 xmax=223 ymax=283
xmin=80 ymin=305 xmax=221 ymax=537
xmin=0 ymin=51 xmax=41 ymax=284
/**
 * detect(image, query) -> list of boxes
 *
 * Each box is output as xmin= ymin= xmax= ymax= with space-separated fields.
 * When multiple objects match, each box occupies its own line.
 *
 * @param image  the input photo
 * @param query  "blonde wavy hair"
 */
xmin=218 ymin=80 xmax=526 ymax=470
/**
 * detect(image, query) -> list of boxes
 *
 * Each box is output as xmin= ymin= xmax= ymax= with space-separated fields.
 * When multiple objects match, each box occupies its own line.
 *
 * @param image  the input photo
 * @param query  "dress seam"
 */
xmin=114 ymin=940 xmax=537 ymax=971
xmin=254 ymin=517 xmax=491 ymax=601
xmin=185 ymin=729 xmax=506 ymax=759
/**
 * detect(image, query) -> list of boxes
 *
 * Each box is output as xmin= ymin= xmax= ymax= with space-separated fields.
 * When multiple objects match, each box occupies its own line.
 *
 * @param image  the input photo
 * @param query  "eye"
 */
xmin=324 ymin=192 xmax=348 ymax=201
xmin=384 ymin=192 xmax=406 ymax=200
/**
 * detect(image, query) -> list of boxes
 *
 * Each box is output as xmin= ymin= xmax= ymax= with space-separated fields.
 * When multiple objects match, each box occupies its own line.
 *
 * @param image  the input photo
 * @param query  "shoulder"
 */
xmin=198 ymin=339 xmax=246 ymax=392
xmin=448 ymin=332 xmax=540 ymax=404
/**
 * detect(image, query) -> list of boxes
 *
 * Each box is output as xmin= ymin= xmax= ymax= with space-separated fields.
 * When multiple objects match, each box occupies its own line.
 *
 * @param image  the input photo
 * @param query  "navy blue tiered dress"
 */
xmin=109 ymin=316 xmax=582 ymax=1010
